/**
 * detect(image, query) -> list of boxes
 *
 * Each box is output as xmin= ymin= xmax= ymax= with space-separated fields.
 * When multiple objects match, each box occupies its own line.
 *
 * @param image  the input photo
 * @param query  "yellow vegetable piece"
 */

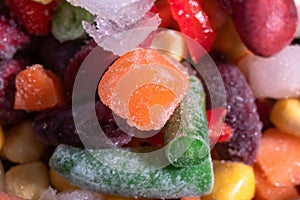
xmin=270 ymin=98 xmax=300 ymax=137
xmin=5 ymin=161 xmax=50 ymax=200
xmin=30 ymin=0 xmax=54 ymax=5
xmin=49 ymin=169 xmax=78 ymax=192
xmin=202 ymin=160 xmax=255 ymax=200
xmin=2 ymin=121 xmax=46 ymax=163
xmin=151 ymin=30 xmax=188 ymax=61
xmin=0 ymin=125 xmax=4 ymax=151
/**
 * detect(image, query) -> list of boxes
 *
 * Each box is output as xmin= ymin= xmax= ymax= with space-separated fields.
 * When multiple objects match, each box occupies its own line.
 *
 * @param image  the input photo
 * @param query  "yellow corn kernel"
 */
xmin=5 ymin=161 xmax=50 ymax=200
xmin=202 ymin=160 xmax=255 ymax=200
xmin=2 ymin=121 xmax=46 ymax=163
xmin=49 ymin=169 xmax=78 ymax=192
xmin=270 ymin=98 xmax=300 ymax=137
xmin=30 ymin=0 xmax=54 ymax=5
xmin=0 ymin=125 xmax=4 ymax=151
xmin=150 ymin=30 xmax=188 ymax=61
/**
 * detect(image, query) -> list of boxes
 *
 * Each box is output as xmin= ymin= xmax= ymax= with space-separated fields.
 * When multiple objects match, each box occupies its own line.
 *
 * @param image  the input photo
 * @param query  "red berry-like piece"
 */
xmin=0 ymin=59 xmax=27 ymax=128
xmin=207 ymin=108 xmax=233 ymax=144
xmin=5 ymin=0 xmax=56 ymax=35
xmin=167 ymin=0 xmax=216 ymax=60
xmin=220 ymin=0 xmax=298 ymax=57
xmin=63 ymin=40 xmax=97 ymax=98
xmin=214 ymin=56 xmax=262 ymax=165
xmin=0 ymin=16 xmax=29 ymax=59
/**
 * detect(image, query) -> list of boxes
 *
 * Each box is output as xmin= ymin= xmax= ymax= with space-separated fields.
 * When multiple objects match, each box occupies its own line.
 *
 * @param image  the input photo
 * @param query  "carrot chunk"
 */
xmin=256 ymin=128 xmax=300 ymax=186
xmin=14 ymin=64 xmax=65 ymax=111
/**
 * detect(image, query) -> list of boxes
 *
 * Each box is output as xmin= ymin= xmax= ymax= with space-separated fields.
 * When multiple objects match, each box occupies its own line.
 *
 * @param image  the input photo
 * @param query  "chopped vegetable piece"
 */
xmin=98 ymin=48 xmax=189 ymax=131
xmin=50 ymin=144 xmax=213 ymax=199
xmin=213 ymin=57 xmax=262 ymax=165
xmin=5 ymin=162 xmax=50 ymax=200
xmin=49 ymin=169 xmax=78 ymax=192
xmin=167 ymin=0 xmax=216 ymax=60
xmin=2 ymin=121 xmax=46 ymax=163
xmin=150 ymin=29 xmax=188 ymax=61
xmin=256 ymin=128 xmax=300 ymax=186
xmin=254 ymin=165 xmax=299 ymax=200
xmin=164 ymin=76 xmax=209 ymax=167
xmin=5 ymin=0 xmax=56 ymax=35
xmin=52 ymin=0 xmax=94 ymax=42
xmin=14 ymin=64 xmax=65 ymax=112
xmin=202 ymin=160 xmax=255 ymax=200
xmin=270 ymin=98 xmax=300 ymax=137
xmin=206 ymin=107 xmax=233 ymax=144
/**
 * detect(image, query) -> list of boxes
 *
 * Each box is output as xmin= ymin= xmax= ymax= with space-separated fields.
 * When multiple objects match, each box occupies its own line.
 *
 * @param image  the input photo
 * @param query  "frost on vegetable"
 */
xmin=239 ymin=45 xmax=300 ymax=99
xmin=52 ymin=0 xmax=94 ymax=42
xmin=67 ymin=0 xmax=161 ymax=55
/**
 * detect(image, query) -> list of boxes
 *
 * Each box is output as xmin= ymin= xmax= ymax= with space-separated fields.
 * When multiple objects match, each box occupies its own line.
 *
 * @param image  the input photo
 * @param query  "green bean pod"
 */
xmin=49 ymin=144 xmax=213 ymax=199
xmin=164 ymin=76 xmax=209 ymax=167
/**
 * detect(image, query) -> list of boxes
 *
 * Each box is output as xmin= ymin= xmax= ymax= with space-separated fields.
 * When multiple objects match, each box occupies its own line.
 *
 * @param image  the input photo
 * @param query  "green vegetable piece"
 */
xmin=164 ymin=76 xmax=209 ymax=167
xmin=50 ymin=144 xmax=213 ymax=199
xmin=51 ymin=0 xmax=94 ymax=42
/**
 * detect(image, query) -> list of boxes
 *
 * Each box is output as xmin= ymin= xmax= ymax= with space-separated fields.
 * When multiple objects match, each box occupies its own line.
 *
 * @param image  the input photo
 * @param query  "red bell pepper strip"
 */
xmin=206 ymin=107 xmax=233 ymax=144
xmin=167 ymin=0 xmax=216 ymax=61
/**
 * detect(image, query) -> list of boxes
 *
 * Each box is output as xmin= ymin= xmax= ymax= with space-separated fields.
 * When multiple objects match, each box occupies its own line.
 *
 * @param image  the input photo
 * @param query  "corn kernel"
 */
xmin=270 ymin=98 xmax=300 ymax=137
xmin=151 ymin=30 xmax=188 ymax=61
xmin=5 ymin=161 xmax=50 ymax=200
xmin=2 ymin=121 xmax=46 ymax=163
xmin=49 ymin=169 xmax=78 ymax=192
xmin=30 ymin=0 xmax=54 ymax=5
xmin=202 ymin=160 xmax=255 ymax=200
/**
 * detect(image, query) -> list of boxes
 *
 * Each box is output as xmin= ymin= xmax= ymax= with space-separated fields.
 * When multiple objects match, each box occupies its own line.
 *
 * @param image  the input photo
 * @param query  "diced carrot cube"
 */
xmin=254 ymin=166 xmax=298 ymax=200
xmin=256 ymin=128 xmax=300 ymax=186
xmin=14 ymin=64 xmax=65 ymax=111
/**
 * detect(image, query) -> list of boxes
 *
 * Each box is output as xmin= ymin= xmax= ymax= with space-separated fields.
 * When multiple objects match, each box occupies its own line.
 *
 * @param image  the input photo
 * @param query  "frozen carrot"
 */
xmin=256 ymin=128 xmax=300 ymax=186
xmin=14 ymin=64 xmax=65 ymax=112
xmin=254 ymin=166 xmax=298 ymax=200
xmin=98 ymin=48 xmax=190 ymax=131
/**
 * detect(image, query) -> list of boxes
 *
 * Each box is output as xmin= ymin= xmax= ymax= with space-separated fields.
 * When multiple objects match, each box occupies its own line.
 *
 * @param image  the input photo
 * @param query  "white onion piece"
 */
xmin=67 ymin=0 xmax=154 ymax=27
xmin=238 ymin=45 xmax=300 ymax=99
xmin=67 ymin=0 xmax=160 ymax=56
xmin=84 ymin=13 xmax=161 ymax=55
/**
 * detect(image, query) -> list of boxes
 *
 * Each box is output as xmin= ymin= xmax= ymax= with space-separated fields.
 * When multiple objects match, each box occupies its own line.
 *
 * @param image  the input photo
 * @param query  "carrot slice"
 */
xmin=254 ymin=165 xmax=298 ymax=200
xmin=0 ymin=192 xmax=25 ymax=200
xmin=256 ymin=128 xmax=300 ymax=186
xmin=98 ymin=48 xmax=190 ymax=131
xmin=14 ymin=64 xmax=65 ymax=111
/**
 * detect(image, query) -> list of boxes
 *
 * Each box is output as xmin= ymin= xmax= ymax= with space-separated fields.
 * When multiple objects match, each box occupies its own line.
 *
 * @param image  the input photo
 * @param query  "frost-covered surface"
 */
xmin=39 ymin=187 xmax=104 ymax=200
xmin=49 ymin=144 xmax=213 ymax=199
xmin=67 ymin=0 xmax=161 ymax=55
xmin=239 ymin=45 xmax=300 ymax=99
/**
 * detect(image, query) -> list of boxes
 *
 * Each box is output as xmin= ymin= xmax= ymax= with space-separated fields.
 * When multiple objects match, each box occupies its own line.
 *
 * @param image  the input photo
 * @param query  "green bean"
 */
xmin=164 ymin=76 xmax=210 ymax=167
xmin=50 ymin=144 xmax=213 ymax=199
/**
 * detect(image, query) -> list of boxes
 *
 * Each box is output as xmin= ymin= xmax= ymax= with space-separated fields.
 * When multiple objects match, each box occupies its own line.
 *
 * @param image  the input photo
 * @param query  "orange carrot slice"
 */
xmin=181 ymin=197 xmax=201 ymax=200
xmin=256 ymin=128 xmax=300 ymax=186
xmin=14 ymin=64 xmax=65 ymax=111
xmin=98 ymin=48 xmax=190 ymax=131
xmin=254 ymin=165 xmax=298 ymax=200
xmin=0 ymin=192 xmax=25 ymax=200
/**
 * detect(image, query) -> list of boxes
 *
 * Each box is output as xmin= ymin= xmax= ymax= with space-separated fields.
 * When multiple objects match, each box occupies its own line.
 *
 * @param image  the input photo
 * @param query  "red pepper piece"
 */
xmin=206 ymin=107 xmax=233 ymax=144
xmin=167 ymin=0 xmax=216 ymax=60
